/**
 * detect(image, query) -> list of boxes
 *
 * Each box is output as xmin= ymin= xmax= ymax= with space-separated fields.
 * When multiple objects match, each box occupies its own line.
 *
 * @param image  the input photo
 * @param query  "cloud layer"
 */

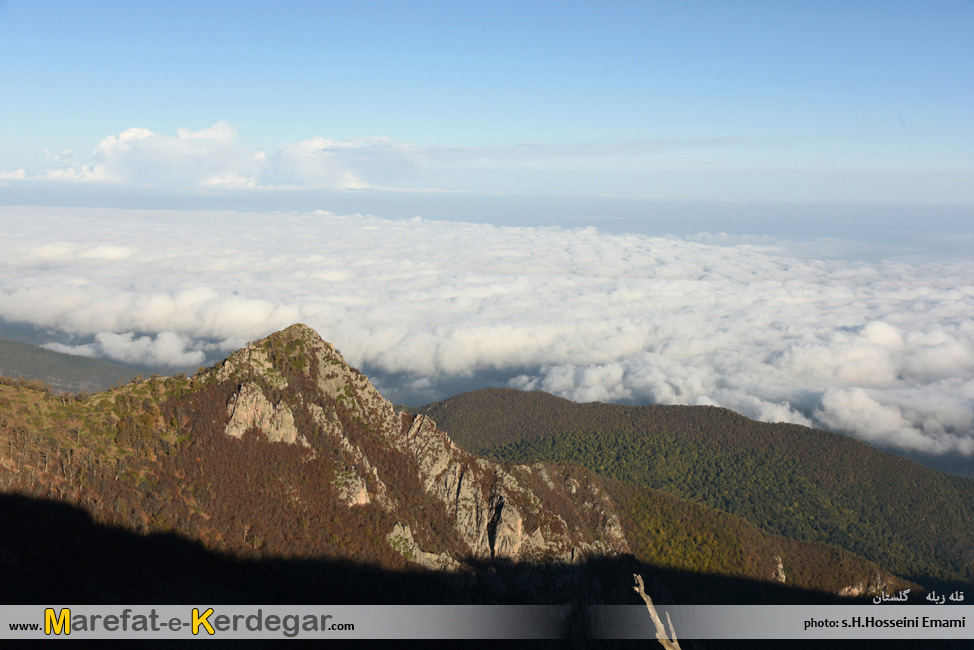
xmin=1 ymin=206 xmax=972 ymax=458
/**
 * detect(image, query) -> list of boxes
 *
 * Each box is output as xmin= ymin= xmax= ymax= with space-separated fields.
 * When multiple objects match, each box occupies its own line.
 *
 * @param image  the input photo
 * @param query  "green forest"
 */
xmin=412 ymin=388 xmax=974 ymax=589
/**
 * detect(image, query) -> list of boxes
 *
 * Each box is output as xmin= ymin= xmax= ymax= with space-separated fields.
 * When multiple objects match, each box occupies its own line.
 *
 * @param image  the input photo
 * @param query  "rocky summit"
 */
xmin=216 ymin=324 xmax=630 ymax=568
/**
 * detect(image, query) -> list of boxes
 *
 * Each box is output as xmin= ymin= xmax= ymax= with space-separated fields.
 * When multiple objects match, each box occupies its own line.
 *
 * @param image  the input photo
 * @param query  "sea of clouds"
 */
xmin=1 ymin=206 xmax=972 ymax=458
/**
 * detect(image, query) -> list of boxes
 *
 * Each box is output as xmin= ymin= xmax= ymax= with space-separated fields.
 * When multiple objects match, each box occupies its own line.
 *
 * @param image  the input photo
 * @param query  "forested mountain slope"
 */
xmin=411 ymin=388 xmax=974 ymax=589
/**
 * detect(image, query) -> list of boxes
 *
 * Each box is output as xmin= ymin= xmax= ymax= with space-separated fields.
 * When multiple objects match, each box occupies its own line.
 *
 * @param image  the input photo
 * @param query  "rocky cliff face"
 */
xmin=208 ymin=324 xmax=631 ymax=593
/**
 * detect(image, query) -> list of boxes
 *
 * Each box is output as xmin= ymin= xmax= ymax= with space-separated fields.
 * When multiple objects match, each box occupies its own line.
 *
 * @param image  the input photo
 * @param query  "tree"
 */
xmin=633 ymin=573 xmax=681 ymax=650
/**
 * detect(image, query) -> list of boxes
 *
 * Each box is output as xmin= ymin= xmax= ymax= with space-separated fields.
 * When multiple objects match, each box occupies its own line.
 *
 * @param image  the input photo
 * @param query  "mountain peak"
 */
xmin=215 ymin=322 xmax=343 ymax=385
xmin=279 ymin=322 xmax=317 ymax=336
xmin=209 ymin=324 xmax=631 ymax=568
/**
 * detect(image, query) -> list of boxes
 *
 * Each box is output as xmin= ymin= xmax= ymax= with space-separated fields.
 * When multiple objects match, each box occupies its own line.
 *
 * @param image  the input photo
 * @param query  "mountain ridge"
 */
xmin=0 ymin=324 xmax=931 ymax=612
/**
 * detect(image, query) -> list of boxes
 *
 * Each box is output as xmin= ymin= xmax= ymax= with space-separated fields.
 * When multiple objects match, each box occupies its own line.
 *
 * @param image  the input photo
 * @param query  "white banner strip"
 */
xmin=0 ymin=604 xmax=970 ymax=640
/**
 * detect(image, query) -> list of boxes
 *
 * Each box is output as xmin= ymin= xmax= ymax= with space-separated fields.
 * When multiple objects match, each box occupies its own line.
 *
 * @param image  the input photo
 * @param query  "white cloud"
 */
xmin=816 ymin=387 xmax=974 ymax=456
xmin=45 ymin=331 xmax=205 ymax=368
xmin=260 ymin=136 xmax=423 ymax=189
xmin=35 ymin=146 xmax=108 ymax=182
xmin=8 ymin=123 xmax=424 ymax=191
xmin=0 ymin=168 xmax=26 ymax=181
xmin=42 ymin=342 xmax=97 ymax=358
xmin=1 ymin=206 xmax=972 ymax=458
xmin=96 ymin=331 xmax=205 ymax=367
xmin=89 ymin=122 xmax=251 ymax=187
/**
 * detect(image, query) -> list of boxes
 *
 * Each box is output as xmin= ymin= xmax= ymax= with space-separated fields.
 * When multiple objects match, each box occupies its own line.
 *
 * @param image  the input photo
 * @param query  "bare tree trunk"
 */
xmin=633 ymin=573 xmax=682 ymax=650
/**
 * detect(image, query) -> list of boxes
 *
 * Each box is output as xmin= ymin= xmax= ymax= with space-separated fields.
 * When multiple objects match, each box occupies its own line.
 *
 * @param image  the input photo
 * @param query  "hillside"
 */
xmin=0 ymin=337 xmax=143 ymax=394
xmin=0 ymin=325 xmax=642 ymax=613
xmin=410 ymin=387 xmax=974 ymax=590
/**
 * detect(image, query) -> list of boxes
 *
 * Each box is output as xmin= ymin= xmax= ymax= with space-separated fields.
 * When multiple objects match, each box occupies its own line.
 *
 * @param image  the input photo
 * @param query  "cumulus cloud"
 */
xmin=8 ymin=123 xmax=424 ymax=190
xmin=0 ymin=168 xmax=26 ymax=181
xmin=43 ymin=331 xmax=205 ymax=368
xmin=90 ymin=122 xmax=254 ymax=187
xmin=816 ymin=387 xmax=974 ymax=456
xmin=1 ymin=206 xmax=972 ymax=458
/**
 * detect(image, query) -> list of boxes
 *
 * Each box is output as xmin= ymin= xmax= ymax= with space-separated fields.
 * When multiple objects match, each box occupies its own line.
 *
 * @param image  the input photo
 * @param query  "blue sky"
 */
xmin=2 ymin=0 xmax=973 ymax=205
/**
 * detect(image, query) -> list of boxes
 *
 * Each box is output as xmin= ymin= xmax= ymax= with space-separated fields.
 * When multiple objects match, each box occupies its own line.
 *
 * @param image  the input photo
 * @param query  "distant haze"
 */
xmin=0 ymin=205 xmax=971 ymax=463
